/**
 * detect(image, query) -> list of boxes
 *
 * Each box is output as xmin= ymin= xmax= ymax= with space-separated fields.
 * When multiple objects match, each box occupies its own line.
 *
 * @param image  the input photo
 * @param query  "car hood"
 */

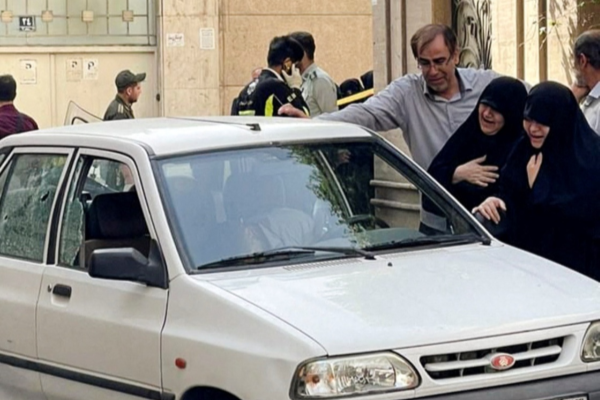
xmin=202 ymin=244 xmax=600 ymax=355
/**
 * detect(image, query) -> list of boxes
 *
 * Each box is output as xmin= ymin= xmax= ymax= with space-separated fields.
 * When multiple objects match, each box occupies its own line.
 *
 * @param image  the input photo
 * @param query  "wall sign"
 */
xmin=20 ymin=60 xmax=37 ymax=84
xmin=19 ymin=16 xmax=36 ymax=32
xmin=200 ymin=28 xmax=215 ymax=50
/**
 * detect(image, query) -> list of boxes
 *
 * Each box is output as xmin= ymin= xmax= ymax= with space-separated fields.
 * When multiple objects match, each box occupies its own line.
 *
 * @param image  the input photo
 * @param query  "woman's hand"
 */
xmin=472 ymin=196 xmax=507 ymax=224
xmin=527 ymin=153 xmax=543 ymax=188
xmin=453 ymin=155 xmax=499 ymax=187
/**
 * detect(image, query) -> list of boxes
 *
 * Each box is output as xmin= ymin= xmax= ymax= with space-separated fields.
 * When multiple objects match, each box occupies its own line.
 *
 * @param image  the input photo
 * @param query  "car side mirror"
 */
xmin=88 ymin=240 xmax=167 ymax=289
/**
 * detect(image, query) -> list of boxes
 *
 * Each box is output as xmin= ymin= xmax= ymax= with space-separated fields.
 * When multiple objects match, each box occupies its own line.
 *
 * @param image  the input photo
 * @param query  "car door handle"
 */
xmin=52 ymin=284 xmax=72 ymax=298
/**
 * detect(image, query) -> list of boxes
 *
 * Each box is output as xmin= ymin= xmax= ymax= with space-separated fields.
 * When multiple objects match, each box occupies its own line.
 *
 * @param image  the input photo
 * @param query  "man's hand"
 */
xmin=282 ymin=65 xmax=302 ymax=89
xmin=472 ymin=196 xmax=506 ymax=224
xmin=571 ymin=83 xmax=590 ymax=103
xmin=278 ymin=104 xmax=309 ymax=118
xmin=527 ymin=153 xmax=543 ymax=188
xmin=453 ymin=155 xmax=499 ymax=187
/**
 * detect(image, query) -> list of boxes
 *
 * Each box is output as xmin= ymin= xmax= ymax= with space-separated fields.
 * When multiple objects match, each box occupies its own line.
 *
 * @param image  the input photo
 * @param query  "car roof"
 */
xmin=8 ymin=117 xmax=373 ymax=157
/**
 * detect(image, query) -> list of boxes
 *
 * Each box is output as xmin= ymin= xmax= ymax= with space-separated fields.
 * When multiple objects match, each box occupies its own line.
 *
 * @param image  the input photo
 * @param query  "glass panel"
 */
xmin=0 ymin=154 xmax=67 ymax=262
xmin=108 ymin=0 xmax=128 ymax=15
xmin=67 ymin=17 xmax=87 ymax=35
xmin=88 ymin=17 xmax=108 ymax=35
xmin=129 ymin=0 xmax=148 ymax=14
xmin=48 ymin=0 xmax=68 ymax=16
xmin=0 ymin=0 xmax=155 ymax=46
xmin=128 ymin=16 xmax=147 ymax=35
xmin=108 ymin=16 xmax=127 ymax=35
xmin=47 ymin=16 xmax=68 ymax=35
xmin=59 ymin=156 xmax=141 ymax=269
xmin=159 ymin=143 xmax=481 ymax=272
xmin=66 ymin=0 xmax=86 ymax=17
xmin=87 ymin=0 xmax=107 ymax=15
xmin=7 ymin=0 xmax=27 ymax=15
xmin=27 ymin=0 xmax=46 ymax=14
xmin=58 ymin=157 xmax=85 ymax=267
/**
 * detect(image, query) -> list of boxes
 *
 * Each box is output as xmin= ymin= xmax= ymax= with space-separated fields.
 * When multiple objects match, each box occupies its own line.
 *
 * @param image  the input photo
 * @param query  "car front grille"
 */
xmin=420 ymin=337 xmax=565 ymax=380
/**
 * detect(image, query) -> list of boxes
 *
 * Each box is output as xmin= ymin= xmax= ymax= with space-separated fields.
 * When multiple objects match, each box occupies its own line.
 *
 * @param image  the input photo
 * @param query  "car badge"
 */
xmin=489 ymin=353 xmax=516 ymax=371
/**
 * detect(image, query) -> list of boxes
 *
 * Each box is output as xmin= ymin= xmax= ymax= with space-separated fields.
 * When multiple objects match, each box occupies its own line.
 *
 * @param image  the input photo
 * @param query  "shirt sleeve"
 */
xmin=312 ymin=77 xmax=339 ymax=114
xmin=317 ymin=77 xmax=410 ymax=132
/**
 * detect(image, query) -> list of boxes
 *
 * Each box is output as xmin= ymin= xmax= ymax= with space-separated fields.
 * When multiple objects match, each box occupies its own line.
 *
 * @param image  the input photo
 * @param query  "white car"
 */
xmin=1 ymin=117 xmax=599 ymax=400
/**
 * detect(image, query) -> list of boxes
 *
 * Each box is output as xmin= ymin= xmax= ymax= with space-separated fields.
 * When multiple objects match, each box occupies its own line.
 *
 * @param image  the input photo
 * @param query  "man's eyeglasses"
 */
xmin=417 ymin=57 xmax=452 ymax=69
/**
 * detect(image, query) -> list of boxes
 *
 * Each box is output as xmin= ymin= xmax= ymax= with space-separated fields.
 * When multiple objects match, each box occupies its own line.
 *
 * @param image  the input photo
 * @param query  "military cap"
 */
xmin=115 ymin=70 xmax=146 ymax=90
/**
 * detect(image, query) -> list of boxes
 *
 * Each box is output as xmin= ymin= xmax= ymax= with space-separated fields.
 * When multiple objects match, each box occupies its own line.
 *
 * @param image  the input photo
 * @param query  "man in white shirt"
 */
xmin=572 ymin=29 xmax=600 ymax=133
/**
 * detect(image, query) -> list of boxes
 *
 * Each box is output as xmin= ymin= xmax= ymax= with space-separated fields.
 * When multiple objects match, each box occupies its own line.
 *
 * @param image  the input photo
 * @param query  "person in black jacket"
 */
xmin=236 ymin=35 xmax=309 ymax=117
xmin=475 ymin=81 xmax=600 ymax=280
xmin=427 ymin=77 xmax=527 ymax=211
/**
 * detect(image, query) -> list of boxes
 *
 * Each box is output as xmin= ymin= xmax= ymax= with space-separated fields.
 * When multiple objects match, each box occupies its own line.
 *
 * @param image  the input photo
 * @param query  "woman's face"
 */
xmin=523 ymin=118 xmax=550 ymax=149
xmin=478 ymin=104 xmax=505 ymax=136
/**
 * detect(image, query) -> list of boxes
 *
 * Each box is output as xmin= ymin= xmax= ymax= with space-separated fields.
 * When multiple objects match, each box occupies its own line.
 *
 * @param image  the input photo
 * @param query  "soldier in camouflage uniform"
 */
xmin=290 ymin=32 xmax=339 ymax=117
xmin=103 ymin=70 xmax=146 ymax=121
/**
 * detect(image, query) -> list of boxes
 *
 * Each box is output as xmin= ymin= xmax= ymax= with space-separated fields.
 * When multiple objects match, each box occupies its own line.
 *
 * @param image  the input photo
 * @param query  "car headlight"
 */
xmin=291 ymin=353 xmax=419 ymax=399
xmin=582 ymin=321 xmax=600 ymax=362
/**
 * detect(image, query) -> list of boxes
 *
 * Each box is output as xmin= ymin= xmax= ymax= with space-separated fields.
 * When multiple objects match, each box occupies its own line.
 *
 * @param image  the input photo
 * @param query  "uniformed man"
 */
xmin=236 ymin=35 xmax=309 ymax=117
xmin=290 ymin=31 xmax=338 ymax=117
xmin=103 ymin=70 xmax=146 ymax=121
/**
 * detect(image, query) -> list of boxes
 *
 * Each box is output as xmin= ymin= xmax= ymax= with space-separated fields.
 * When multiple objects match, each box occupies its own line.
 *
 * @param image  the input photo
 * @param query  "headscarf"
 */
xmin=495 ymin=81 xmax=600 ymax=279
xmin=520 ymin=81 xmax=600 ymax=215
xmin=427 ymin=76 xmax=528 ymax=210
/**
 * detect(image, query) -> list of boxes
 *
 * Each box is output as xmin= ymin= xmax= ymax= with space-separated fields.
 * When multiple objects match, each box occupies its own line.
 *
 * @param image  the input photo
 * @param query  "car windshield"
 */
xmin=156 ymin=141 xmax=484 ymax=271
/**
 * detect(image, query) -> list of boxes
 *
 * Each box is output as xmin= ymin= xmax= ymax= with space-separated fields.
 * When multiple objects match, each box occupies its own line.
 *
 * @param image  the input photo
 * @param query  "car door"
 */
xmin=0 ymin=148 xmax=72 ymax=400
xmin=36 ymin=150 xmax=169 ymax=400
xmin=63 ymin=101 xmax=101 ymax=125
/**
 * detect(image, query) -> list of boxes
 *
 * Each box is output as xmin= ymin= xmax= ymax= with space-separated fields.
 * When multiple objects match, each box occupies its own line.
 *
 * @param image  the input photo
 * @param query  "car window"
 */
xmin=157 ymin=142 xmax=481 ymax=272
xmin=0 ymin=154 xmax=67 ymax=262
xmin=58 ymin=155 xmax=149 ymax=269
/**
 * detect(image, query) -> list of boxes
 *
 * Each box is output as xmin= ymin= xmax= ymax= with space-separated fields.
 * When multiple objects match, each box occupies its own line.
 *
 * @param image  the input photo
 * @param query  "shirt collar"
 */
xmin=115 ymin=95 xmax=132 ymax=109
xmin=589 ymin=82 xmax=600 ymax=99
xmin=302 ymin=63 xmax=318 ymax=80
xmin=264 ymin=68 xmax=284 ymax=82
xmin=0 ymin=103 xmax=17 ymax=114
xmin=422 ymin=68 xmax=473 ymax=98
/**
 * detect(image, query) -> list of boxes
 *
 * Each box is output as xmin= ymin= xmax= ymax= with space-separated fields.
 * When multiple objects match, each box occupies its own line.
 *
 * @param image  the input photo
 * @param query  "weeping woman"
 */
xmin=475 ymin=81 xmax=600 ymax=281
xmin=427 ymin=77 xmax=528 ymax=211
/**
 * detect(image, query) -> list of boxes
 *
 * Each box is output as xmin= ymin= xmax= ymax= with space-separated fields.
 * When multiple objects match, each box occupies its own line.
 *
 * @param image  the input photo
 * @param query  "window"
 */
xmin=0 ymin=0 xmax=156 ymax=46
xmin=0 ymin=153 xmax=67 ymax=262
xmin=157 ymin=142 xmax=481 ymax=272
xmin=59 ymin=155 xmax=148 ymax=268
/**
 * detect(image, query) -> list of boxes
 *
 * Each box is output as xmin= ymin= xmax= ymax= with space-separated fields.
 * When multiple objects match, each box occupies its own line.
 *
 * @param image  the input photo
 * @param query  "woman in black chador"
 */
xmin=475 ymin=81 xmax=600 ymax=280
xmin=428 ymin=77 xmax=528 ymax=211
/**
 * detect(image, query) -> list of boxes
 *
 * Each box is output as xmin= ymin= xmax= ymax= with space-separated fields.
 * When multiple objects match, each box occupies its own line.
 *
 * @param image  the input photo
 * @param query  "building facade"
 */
xmin=4 ymin=0 xmax=598 ymax=129
xmin=0 ymin=0 xmax=373 ymax=128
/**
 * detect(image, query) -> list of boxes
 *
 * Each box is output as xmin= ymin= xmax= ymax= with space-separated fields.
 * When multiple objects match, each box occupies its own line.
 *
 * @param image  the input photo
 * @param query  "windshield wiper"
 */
xmin=197 ymin=246 xmax=375 ymax=270
xmin=364 ymin=233 xmax=490 ymax=252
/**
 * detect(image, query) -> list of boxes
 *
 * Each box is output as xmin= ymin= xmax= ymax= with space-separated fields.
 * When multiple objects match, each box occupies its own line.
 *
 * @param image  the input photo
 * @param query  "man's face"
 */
xmin=573 ymin=53 xmax=589 ymax=86
xmin=417 ymin=34 xmax=458 ymax=94
xmin=126 ymin=83 xmax=142 ymax=103
xmin=283 ymin=58 xmax=293 ymax=74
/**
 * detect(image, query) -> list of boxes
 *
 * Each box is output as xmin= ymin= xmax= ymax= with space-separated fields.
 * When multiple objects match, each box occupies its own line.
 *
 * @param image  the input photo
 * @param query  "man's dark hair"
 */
xmin=410 ymin=24 xmax=458 ymax=58
xmin=575 ymin=30 xmax=600 ymax=69
xmin=290 ymin=31 xmax=316 ymax=60
xmin=0 ymin=75 xmax=17 ymax=102
xmin=267 ymin=35 xmax=305 ymax=67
